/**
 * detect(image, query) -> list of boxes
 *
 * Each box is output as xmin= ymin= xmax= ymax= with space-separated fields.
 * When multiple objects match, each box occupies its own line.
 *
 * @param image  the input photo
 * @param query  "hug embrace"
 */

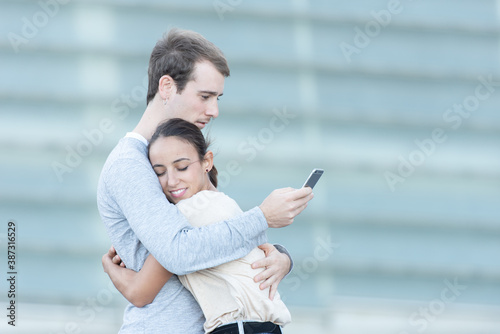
xmin=97 ymin=28 xmax=314 ymax=334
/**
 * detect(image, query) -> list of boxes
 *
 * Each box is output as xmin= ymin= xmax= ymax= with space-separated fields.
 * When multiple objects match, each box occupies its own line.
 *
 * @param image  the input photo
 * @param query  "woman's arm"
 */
xmin=102 ymin=247 xmax=172 ymax=307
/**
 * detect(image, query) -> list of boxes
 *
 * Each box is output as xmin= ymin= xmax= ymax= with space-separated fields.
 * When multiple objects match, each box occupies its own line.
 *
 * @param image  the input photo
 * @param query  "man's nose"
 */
xmin=206 ymin=100 xmax=219 ymax=119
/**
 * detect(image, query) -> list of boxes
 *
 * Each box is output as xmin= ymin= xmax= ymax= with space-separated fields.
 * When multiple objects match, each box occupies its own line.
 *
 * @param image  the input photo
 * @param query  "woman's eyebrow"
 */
xmin=173 ymin=158 xmax=190 ymax=164
xmin=152 ymin=164 xmax=165 ymax=168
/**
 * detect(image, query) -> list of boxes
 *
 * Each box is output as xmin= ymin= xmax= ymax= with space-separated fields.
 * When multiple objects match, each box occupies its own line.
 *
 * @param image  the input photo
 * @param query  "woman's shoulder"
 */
xmin=176 ymin=191 xmax=243 ymax=225
xmin=176 ymin=190 xmax=232 ymax=206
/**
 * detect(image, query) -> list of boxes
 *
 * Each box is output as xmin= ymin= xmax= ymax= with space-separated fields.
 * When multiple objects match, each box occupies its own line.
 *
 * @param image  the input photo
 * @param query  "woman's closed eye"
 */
xmin=176 ymin=165 xmax=189 ymax=172
xmin=153 ymin=167 xmax=166 ymax=176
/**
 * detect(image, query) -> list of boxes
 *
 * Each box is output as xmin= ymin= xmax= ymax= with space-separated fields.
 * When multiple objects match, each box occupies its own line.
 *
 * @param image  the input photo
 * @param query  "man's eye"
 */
xmin=201 ymin=95 xmax=209 ymax=100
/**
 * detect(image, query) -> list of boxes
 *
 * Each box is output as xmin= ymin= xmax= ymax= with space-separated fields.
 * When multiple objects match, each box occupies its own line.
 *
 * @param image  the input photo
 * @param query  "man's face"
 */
xmin=167 ymin=60 xmax=225 ymax=129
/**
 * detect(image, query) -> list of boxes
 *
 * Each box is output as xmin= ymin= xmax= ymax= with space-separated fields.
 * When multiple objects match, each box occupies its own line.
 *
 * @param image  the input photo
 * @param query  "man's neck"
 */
xmin=133 ymin=118 xmax=155 ymax=142
xmin=132 ymin=100 xmax=166 ymax=141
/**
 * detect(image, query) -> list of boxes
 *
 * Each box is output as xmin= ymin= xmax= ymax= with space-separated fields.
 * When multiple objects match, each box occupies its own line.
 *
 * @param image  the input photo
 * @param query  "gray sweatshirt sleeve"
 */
xmin=104 ymin=156 xmax=268 ymax=276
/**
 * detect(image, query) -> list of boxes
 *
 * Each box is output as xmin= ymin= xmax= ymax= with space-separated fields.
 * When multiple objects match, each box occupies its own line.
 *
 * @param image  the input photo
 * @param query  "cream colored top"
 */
xmin=176 ymin=190 xmax=291 ymax=333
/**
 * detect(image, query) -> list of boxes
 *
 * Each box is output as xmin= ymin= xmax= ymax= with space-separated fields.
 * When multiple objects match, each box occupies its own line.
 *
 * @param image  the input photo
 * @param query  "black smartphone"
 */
xmin=302 ymin=169 xmax=324 ymax=189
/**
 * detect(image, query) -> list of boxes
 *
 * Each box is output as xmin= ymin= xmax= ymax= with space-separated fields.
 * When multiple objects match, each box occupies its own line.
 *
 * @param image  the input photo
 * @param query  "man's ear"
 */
xmin=158 ymin=75 xmax=177 ymax=101
xmin=203 ymin=151 xmax=214 ymax=171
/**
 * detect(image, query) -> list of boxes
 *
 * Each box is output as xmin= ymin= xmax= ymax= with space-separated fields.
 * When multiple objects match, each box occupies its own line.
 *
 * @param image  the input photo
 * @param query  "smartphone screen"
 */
xmin=303 ymin=169 xmax=324 ymax=189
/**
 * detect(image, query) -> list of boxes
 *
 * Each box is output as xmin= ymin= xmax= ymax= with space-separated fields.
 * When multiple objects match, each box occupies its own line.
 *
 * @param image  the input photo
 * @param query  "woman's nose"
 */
xmin=167 ymin=173 xmax=179 ymax=187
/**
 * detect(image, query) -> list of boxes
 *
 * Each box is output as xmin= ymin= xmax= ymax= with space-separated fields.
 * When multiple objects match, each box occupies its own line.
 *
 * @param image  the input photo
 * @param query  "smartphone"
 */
xmin=302 ymin=168 xmax=324 ymax=189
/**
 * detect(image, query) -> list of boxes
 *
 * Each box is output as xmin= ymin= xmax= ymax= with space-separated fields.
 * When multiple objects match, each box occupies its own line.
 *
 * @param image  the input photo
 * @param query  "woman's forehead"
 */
xmin=150 ymin=136 xmax=198 ymax=162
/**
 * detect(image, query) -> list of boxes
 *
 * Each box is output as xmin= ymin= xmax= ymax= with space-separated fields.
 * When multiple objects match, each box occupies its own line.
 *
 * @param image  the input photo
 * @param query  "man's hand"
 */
xmin=252 ymin=243 xmax=291 ymax=300
xmin=259 ymin=187 xmax=313 ymax=228
xmin=102 ymin=246 xmax=126 ymax=273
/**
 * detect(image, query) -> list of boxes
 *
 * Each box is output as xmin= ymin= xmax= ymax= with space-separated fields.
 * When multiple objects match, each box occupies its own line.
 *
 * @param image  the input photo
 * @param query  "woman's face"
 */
xmin=149 ymin=136 xmax=212 ymax=204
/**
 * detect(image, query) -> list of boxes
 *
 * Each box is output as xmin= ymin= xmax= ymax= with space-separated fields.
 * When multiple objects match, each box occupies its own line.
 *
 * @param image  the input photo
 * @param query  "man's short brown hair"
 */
xmin=147 ymin=28 xmax=230 ymax=105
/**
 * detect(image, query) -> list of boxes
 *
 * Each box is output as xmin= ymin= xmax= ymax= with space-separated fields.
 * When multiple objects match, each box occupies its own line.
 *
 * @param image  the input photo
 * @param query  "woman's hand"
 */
xmin=103 ymin=246 xmax=126 ymax=270
xmin=251 ymin=243 xmax=291 ymax=300
xmin=101 ymin=246 xmax=173 ymax=308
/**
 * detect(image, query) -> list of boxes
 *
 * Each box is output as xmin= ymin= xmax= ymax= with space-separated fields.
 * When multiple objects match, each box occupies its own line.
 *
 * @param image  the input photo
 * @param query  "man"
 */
xmin=97 ymin=28 xmax=313 ymax=333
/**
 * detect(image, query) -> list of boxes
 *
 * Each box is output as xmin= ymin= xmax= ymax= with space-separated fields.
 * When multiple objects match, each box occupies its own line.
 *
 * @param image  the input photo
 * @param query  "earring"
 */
xmin=163 ymin=99 xmax=167 ymax=105
xmin=206 ymin=169 xmax=209 ymax=172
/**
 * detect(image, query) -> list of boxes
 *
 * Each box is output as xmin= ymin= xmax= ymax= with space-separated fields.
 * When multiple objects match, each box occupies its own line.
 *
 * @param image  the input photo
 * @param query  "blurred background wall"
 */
xmin=1 ymin=0 xmax=499 ymax=333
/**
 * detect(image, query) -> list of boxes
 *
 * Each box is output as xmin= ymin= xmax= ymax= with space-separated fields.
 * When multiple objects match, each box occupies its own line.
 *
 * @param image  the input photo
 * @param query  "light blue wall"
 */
xmin=0 ymin=0 xmax=499 ymax=333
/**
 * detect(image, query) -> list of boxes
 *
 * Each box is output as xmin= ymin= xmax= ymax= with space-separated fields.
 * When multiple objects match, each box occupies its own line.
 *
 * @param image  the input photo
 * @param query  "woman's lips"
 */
xmin=170 ymin=188 xmax=187 ymax=198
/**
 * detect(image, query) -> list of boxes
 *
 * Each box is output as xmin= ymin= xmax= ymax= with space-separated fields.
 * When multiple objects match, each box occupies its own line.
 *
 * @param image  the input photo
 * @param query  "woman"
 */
xmin=103 ymin=118 xmax=290 ymax=334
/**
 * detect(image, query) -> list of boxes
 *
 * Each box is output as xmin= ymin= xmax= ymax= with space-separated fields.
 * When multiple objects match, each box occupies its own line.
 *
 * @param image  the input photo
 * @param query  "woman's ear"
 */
xmin=158 ymin=75 xmax=177 ymax=101
xmin=203 ymin=151 xmax=214 ymax=172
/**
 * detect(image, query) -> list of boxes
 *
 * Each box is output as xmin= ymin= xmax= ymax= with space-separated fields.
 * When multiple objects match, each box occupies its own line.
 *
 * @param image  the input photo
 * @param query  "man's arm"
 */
xmin=103 ymin=157 xmax=312 ymax=276
xmin=104 ymin=157 xmax=266 ymax=275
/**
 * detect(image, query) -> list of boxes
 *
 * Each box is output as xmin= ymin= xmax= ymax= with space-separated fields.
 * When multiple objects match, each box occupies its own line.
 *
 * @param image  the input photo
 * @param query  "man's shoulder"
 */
xmin=97 ymin=137 xmax=151 ymax=197
xmin=106 ymin=137 xmax=148 ymax=165
xmin=101 ymin=137 xmax=149 ymax=176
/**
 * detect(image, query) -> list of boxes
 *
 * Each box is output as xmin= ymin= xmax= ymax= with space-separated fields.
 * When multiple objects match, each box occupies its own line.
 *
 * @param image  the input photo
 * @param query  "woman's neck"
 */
xmin=205 ymin=179 xmax=218 ymax=192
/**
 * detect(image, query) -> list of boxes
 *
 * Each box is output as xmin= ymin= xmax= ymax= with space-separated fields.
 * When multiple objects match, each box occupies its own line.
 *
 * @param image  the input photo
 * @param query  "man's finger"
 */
xmin=277 ymin=187 xmax=294 ymax=194
xmin=293 ymin=192 xmax=314 ymax=206
xmin=269 ymin=284 xmax=277 ymax=300
xmin=257 ymin=243 xmax=273 ymax=255
xmin=253 ymin=268 xmax=267 ymax=283
xmin=291 ymin=187 xmax=313 ymax=200
xmin=259 ymin=274 xmax=277 ymax=291
xmin=251 ymin=257 xmax=271 ymax=270
xmin=292 ymin=201 xmax=309 ymax=217
xmin=254 ymin=265 xmax=277 ymax=283
xmin=293 ymin=191 xmax=315 ymax=214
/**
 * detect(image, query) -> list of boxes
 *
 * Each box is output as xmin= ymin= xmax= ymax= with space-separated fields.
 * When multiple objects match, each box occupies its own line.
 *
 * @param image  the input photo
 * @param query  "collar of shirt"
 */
xmin=125 ymin=132 xmax=148 ymax=146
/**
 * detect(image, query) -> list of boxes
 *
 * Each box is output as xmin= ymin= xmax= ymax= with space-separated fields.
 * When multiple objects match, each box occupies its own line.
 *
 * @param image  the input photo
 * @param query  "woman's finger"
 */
xmin=112 ymin=255 xmax=122 ymax=265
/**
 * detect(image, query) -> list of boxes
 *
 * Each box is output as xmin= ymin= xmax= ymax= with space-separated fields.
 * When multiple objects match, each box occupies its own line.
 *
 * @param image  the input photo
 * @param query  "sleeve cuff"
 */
xmin=273 ymin=243 xmax=293 ymax=276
